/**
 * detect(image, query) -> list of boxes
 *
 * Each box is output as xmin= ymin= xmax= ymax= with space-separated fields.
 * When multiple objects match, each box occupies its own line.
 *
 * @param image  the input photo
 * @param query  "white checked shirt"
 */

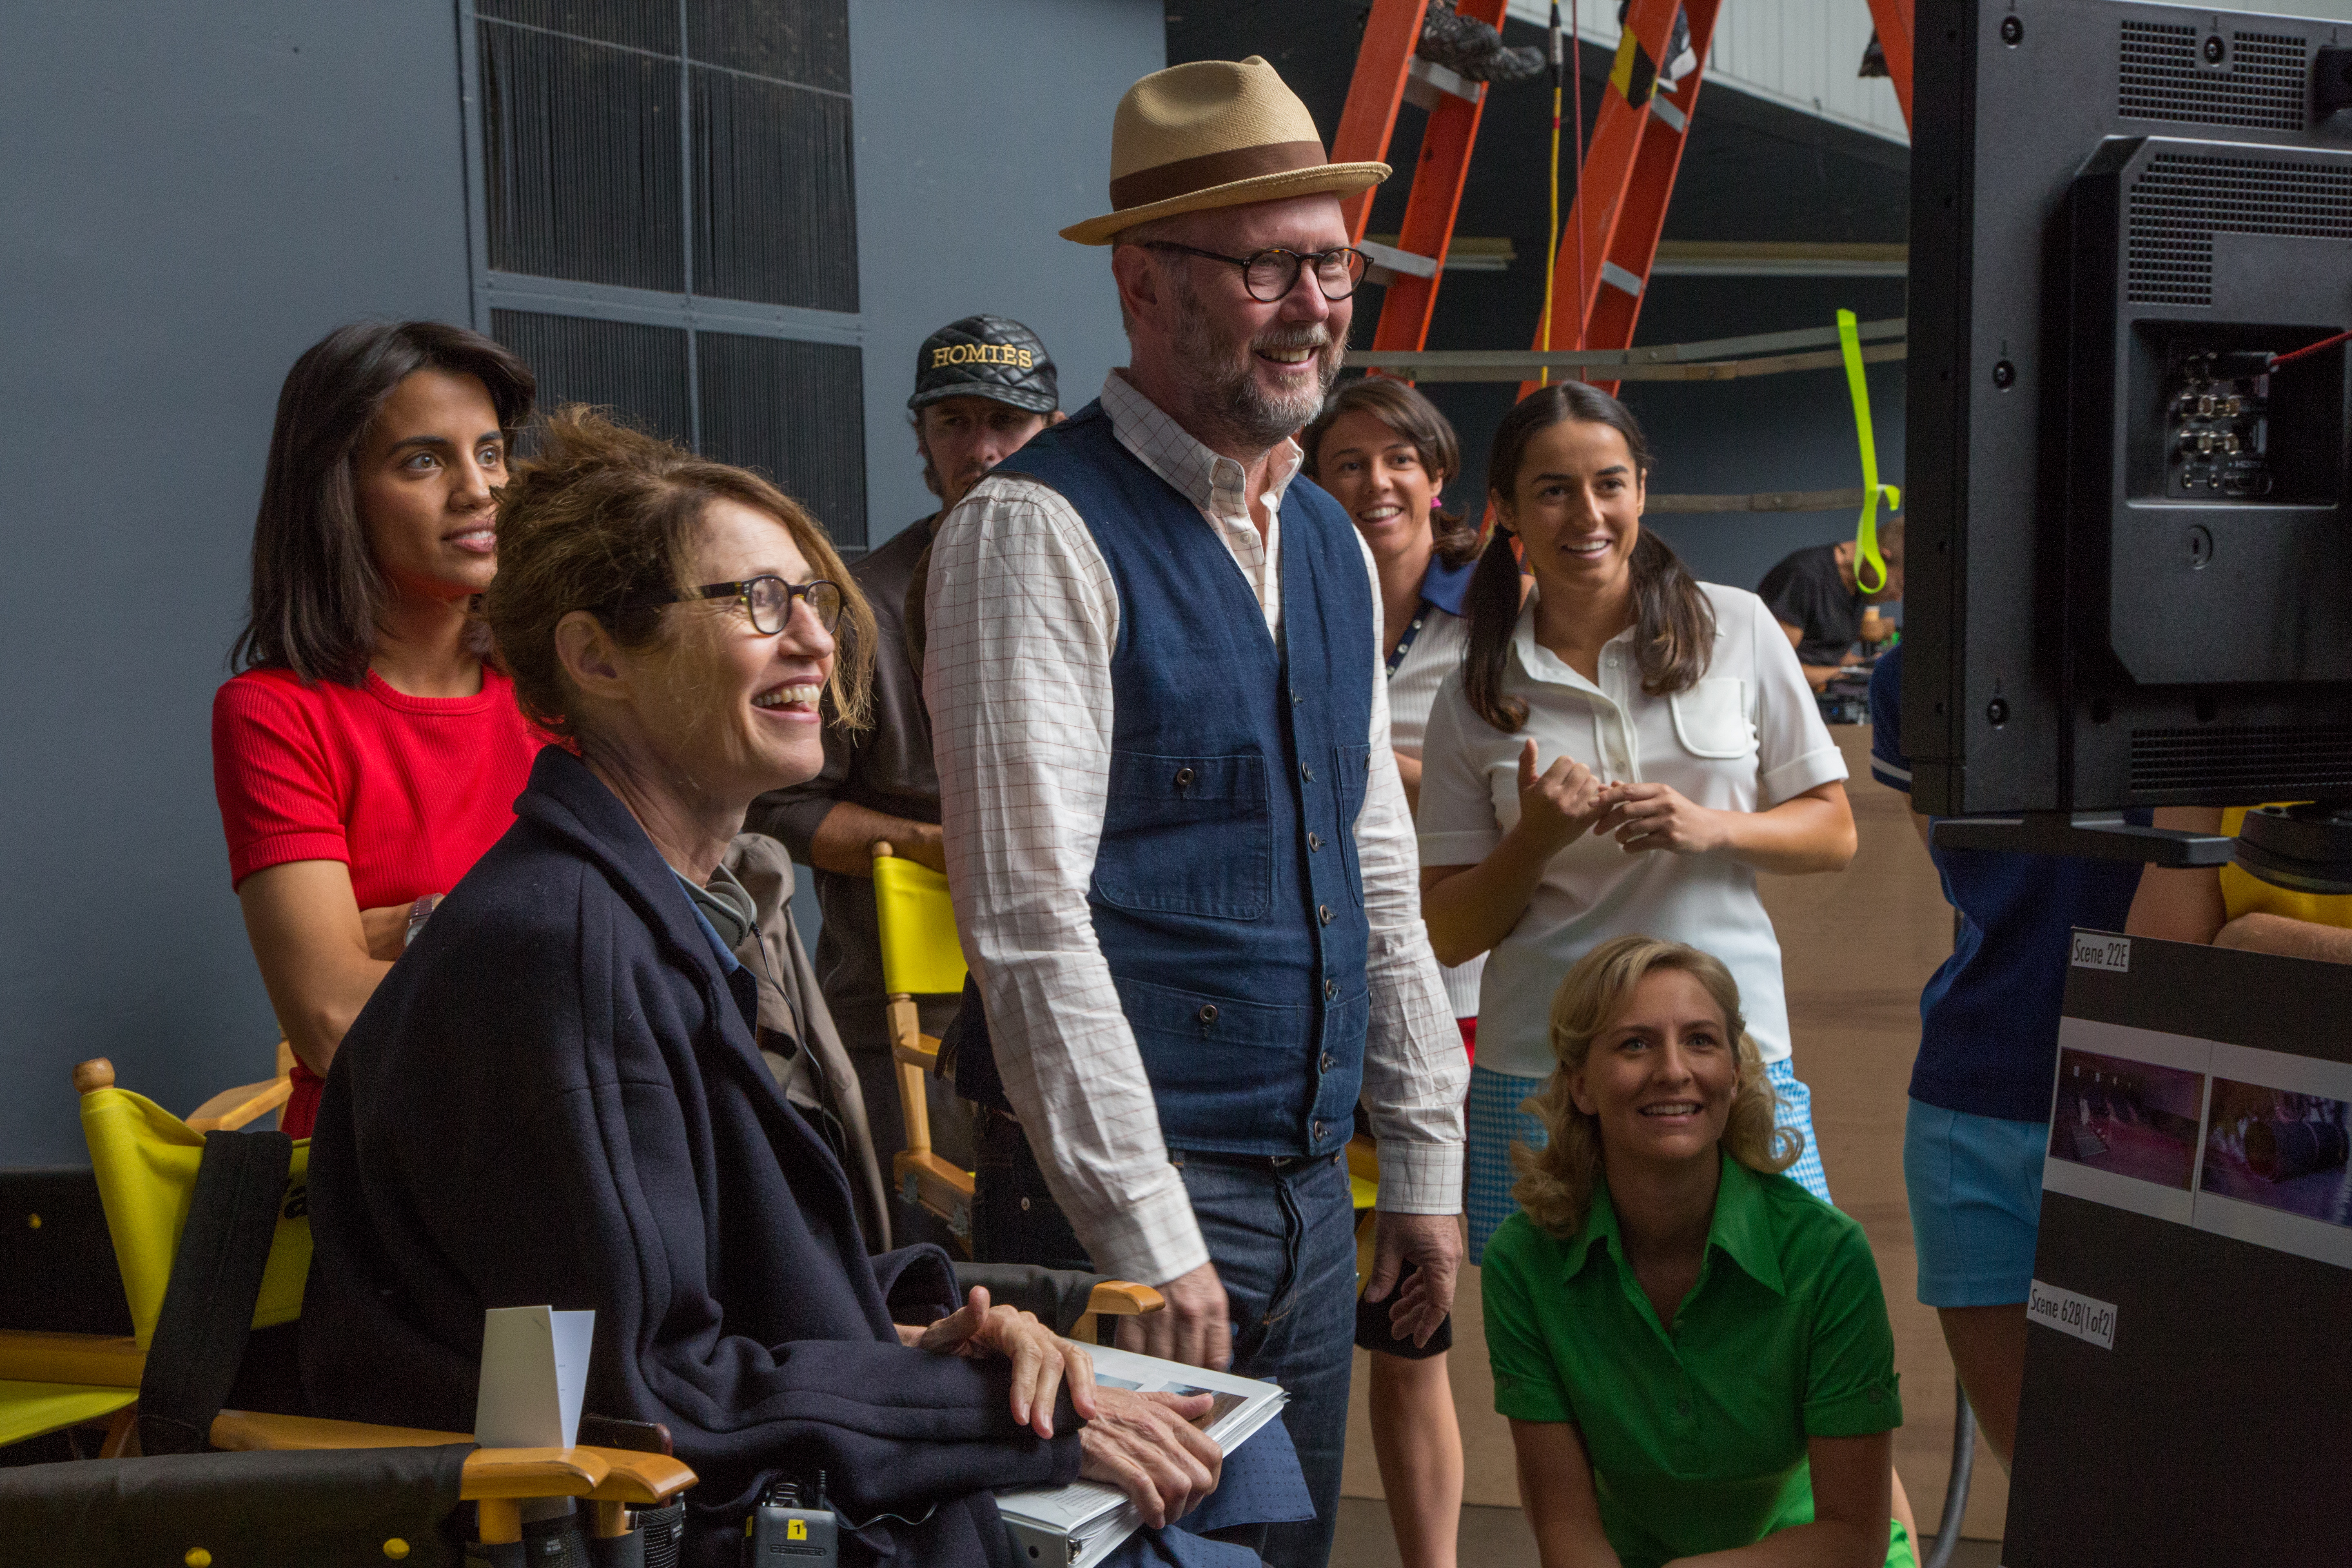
xmin=924 ymin=372 xmax=1468 ymax=1287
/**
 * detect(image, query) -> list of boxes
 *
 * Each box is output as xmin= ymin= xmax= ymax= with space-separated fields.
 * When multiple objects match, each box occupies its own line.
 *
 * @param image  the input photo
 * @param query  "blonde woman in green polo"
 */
xmin=1483 ymin=936 xmax=1918 ymax=1568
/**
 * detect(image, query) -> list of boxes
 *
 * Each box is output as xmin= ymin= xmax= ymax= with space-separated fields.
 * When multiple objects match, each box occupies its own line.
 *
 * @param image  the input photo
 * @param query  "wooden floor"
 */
xmin=1341 ymin=725 xmax=2011 ymax=1545
xmin=1330 ymin=1499 xmax=2006 ymax=1568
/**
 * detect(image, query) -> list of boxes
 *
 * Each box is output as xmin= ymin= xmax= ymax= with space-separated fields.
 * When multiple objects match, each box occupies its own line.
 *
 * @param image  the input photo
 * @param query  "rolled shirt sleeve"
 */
xmin=1479 ymin=1221 xmax=1577 ymax=1424
xmin=1748 ymin=595 xmax=1849 ymax=806
xmin=923 ymin=474 xmax=1209 ymax=1287
xmin=1800 ymin=1221 xmax=1905 ymax=1437
xmin=1350 ymin=535 xmax=1469 ymax=1214
xmin=1413 ymin=676 xmax=1504 ymax=869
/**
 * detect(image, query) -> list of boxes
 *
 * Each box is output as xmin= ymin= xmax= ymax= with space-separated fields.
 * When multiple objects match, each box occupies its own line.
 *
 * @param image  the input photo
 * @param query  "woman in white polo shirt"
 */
xmin=1417 ymin=382 xmax=1858 ymax=1259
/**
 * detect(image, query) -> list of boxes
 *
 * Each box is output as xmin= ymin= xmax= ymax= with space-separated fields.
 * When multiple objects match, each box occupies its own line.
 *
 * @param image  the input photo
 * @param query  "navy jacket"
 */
xmin=300 ymin=748 xmax=1078 ymax=1566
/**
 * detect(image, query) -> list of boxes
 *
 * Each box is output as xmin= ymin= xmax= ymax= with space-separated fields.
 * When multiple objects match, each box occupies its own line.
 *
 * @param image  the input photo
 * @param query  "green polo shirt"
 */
xmin=1483 ymin=1154 xmax=1902 ymax=1568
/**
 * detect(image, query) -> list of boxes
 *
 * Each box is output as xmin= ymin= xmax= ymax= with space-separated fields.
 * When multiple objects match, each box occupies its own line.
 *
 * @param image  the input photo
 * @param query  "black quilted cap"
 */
xmin=908 ymin=314 xmax=1058 ymax=415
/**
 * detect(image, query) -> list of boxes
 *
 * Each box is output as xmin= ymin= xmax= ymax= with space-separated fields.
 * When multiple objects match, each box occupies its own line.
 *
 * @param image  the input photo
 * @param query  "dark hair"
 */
xmin=483 ymin=405 xmax=875 ymax=744
xmin=1463 ymin=382 xmax=1716 ymax=733
xmin=233 ymin=321 xmax=537 ymax=685
xmin=1301 ymin=378 xmax=1480 ymax=568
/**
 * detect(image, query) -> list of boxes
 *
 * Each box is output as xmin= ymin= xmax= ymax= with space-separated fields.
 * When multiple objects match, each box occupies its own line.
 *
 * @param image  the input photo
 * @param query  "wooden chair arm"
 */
xmin=187 ymin=1075 xmax=293 ymax=1133
xmin=210 ymin=1410 xmax=696 ymax=1508
xmin=209 ymin=1409 xmax=470 ymax=1451
xmin=584 ymin=1449 xmax=697 ymax=1506
xmin=461 ymin=1446 xmax=611 ymax=1499
xmin=892 ymin=1033 xmax=942 ymax=1071
xmin=1084 ymin=1281 xmax=1166 ymax=1317
xmin=0 ymin=1331 xmax=144 ymax=1387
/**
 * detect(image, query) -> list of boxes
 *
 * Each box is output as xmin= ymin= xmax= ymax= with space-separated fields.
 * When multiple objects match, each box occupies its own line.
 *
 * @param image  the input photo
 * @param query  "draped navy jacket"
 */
xmin=300 ymin=747 xmax=1077 ymax=1566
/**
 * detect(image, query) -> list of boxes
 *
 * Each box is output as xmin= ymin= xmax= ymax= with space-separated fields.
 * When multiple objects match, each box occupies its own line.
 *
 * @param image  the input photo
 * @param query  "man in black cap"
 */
xmin=752 ymin=314 xmax=1059 ymax=1241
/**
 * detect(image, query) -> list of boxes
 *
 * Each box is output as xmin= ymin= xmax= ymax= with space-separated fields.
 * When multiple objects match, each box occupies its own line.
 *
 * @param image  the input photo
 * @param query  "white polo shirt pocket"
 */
xmin=1668 ymin=677 xmax=1756 ymax=761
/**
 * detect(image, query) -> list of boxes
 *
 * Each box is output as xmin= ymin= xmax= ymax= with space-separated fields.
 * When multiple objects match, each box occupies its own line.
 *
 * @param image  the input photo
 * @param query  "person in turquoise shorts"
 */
xmin=1482 ymin=935 xmax=1917 ymax=1568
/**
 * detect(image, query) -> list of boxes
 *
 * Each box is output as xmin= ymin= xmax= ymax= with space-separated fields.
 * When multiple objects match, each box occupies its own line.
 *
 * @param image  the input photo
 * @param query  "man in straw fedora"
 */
xmin=925 ymin=56 xmax=1468 ymax=1564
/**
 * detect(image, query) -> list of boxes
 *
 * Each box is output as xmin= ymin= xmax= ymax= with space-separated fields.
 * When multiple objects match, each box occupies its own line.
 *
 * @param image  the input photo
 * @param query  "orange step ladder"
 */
xmin=1328 ymin=0 xmax=1916 ymax=387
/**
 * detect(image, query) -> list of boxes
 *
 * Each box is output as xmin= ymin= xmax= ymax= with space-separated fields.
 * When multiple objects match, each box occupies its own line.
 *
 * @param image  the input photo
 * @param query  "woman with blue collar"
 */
xmin=1304 ymin=379 xmax=1485 ymax=1568
xmin=1415 ymin=382 xmax=1857 ymax=1266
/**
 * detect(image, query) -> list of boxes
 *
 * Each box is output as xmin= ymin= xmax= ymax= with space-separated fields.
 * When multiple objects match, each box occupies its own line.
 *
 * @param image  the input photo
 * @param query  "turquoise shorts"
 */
xmin=1903 ymin=1098 xmax=2047 ymax=1308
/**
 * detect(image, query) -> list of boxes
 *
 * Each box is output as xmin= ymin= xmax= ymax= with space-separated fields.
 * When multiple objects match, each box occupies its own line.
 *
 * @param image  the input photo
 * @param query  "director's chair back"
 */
xmin=871 ymin=844 xmax=977 ymax=1247
xmin=0 ymin=1057 xmax=298 ymax=1457
xmin=76 ymin=1058 xmax=311 ymax=1350
xmin=27 ymin=1060 xmax=699 ymax=1555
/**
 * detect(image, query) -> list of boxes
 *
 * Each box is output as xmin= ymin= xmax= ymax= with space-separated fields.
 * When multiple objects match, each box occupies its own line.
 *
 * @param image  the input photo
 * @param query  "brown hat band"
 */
xmin=1107 ymin=140 xmax=1329 ymax=214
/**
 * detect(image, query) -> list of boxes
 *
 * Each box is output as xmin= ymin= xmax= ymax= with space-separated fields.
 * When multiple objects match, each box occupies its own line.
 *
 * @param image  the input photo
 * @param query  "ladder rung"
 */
xmin=1360 ymin=238 xmax=1440 ymax=283
xmin=1403 ymin=55 xmax=1484 ymax=110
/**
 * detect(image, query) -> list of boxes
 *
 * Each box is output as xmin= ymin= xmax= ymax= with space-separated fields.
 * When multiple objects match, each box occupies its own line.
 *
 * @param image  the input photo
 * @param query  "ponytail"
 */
xmin=1461 ymin=383 xmax=1716 ymax=734
xmin=1461 ymin=525 xmax=1530 ymax=733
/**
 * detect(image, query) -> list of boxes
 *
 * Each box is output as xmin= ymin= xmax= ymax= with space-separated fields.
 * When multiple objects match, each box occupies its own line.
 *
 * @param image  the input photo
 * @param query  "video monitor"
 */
xmin=1906 ymin=0 xmax=2352 ymax=820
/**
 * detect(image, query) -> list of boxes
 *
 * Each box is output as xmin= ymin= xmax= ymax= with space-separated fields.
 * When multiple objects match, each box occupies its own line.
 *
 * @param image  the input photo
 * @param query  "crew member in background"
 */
xmin=1869 ymin=644 xmax=2146 ymax=1470
xmin=2127 ymin=807 xmax=2352 ymax=962
xmin=752 ymin=315 xmax=1060 ymax=1240
xmin=1757 ymin=517 xmax=1904 ymax=691
xmin=925 ymin=58 xmax=1468 ymax=1568
xmin=1302 ymin=378 xmax=1479 ymax=1568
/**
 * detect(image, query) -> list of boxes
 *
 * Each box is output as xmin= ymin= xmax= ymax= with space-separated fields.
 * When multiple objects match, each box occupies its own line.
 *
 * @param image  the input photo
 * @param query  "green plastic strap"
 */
xmin=1837 ymin=308 xmax=1899 ymax=595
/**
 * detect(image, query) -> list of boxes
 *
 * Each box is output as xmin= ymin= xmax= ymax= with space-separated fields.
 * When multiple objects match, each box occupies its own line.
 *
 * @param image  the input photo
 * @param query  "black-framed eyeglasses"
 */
xmin=611 ymin=576 xmax=844 ymax=635
xmin=1136 ymin=241 xmax=1371 ymax=303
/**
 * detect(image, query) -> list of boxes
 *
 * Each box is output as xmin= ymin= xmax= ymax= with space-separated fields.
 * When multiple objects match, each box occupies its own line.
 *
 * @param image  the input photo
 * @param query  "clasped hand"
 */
xmin=1515 ymin=739 xmax=1727 ymax=858
xmin=900 ymin=1287 xmax=1222 ymax=1528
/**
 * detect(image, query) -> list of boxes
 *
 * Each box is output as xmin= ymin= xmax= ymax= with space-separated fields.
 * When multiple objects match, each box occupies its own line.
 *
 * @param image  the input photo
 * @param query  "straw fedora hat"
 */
xmin=1061 ymin=57 xmax=1389 ymax=246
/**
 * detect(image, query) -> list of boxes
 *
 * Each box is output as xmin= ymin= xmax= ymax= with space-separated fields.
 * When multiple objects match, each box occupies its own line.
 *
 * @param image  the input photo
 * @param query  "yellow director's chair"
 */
xmin=0 ymin=1059 xmax=693 ymax=1552
xmin=869 ymin=844 xmax=1164 ymax=1340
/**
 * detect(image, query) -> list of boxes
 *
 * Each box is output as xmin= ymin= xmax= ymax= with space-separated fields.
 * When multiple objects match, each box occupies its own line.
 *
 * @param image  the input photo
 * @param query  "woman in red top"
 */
xmin=214 ymin=321 xmax=540 ymax=1136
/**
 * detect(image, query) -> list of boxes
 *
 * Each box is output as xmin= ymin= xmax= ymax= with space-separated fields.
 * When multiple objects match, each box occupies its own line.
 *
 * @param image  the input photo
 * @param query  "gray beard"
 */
xmin=1167 ymin=271 xmax=1344 ymax=452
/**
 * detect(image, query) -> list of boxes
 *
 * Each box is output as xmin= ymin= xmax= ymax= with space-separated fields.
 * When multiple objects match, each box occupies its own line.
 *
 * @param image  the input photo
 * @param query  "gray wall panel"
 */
xmin=848 ymin=0 xmax=1163 ymax=546
xmin=0 ymin=8 xmax=473 ymax=1161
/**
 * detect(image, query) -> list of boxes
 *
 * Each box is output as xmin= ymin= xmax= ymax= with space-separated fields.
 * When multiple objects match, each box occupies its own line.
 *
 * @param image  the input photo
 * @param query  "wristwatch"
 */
xmin=404 ymin=893 xmax=442 ymax=950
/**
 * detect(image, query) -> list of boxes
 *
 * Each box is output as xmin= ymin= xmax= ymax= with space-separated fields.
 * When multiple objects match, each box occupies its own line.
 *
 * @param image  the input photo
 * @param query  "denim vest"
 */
xmin=950 ymin=401 xmax=1375 ymax=1158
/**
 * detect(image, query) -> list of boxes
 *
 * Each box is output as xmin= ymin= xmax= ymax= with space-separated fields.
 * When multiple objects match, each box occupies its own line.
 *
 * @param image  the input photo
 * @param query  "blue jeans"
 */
xmin=973 ymin=1114 xmax=1357 ymax=1568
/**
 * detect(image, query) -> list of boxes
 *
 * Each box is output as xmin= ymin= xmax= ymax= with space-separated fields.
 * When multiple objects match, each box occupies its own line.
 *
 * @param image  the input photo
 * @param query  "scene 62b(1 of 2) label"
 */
xmin=2070 ymin=933 xmax=2130 ymax=973
xmin=2027 ymin=1279 xmax=2117 ymax=1350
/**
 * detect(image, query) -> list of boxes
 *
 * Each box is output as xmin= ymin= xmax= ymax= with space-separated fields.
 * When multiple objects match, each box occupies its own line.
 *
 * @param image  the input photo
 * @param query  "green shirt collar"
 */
xmin=1563 ymin=1152 xmax=1788 ymax=1298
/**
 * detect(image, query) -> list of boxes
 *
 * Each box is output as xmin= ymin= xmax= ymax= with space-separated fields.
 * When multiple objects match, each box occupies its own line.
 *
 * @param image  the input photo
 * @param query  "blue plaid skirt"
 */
xmin=1465 ymin=1058 xmax=1832 ymax=1264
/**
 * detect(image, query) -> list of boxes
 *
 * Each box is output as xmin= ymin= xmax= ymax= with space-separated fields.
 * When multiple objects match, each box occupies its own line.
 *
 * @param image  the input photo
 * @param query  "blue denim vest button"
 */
xmin=1323 ymin=980 xmax=1339 ymax=999
xmin=1174 ymin=766 xmax=1195 ymax=790
xmin=1308 ymin=833 xmax=1323 ymax=851
xmin=1301 ymin=764 xmax=1315 ymax=782
xmin=1319 ymin=1052 xmax=1335 ymax=1072
xmin=1197 ymin=1004 xmax=1218 ymax=1025
xmin=1318 ymin=904 xmax=1332 ymax=925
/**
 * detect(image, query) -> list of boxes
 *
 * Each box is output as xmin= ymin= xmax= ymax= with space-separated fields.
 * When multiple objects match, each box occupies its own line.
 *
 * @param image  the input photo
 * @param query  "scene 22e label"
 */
xmin=2070 ymin=933 xmax=2130 ymax=974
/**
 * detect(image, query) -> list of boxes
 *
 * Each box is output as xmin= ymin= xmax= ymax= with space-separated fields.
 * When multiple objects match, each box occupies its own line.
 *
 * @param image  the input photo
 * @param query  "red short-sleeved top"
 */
xmin=212 ymin=664 xmax=544 ymax=1135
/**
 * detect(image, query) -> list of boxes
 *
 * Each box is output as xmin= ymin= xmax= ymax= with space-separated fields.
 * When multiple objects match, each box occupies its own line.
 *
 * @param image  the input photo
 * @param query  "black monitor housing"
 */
xmin=1907 ymin=0 xmax=2352 ymax=848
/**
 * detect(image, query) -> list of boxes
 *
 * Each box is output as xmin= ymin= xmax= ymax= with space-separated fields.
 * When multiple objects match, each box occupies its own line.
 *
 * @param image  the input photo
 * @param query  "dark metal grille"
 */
xmin=2118 ymin=20 xmax=2307 ymax=132
xmin=477 ymin=1 xmax=857 ymax=303
xmin=478 ymin=0 xmax=678 ymax=55
xmin=492 ymin=310 xmax=693 ymax=449
xmin=480 ymin=23 xmax=684 ymax=291
xmin=695 ymin=330 xmax=867 ymax=549
xmin=693 ymin=68 xmax=858 ymax=311
xmin=687 ymin=0 xmax=849 ymax=91
xmin=2126 ymin=152 xmax=2352 ymax=307
xmin=2131 ymin=724 xmax=2352 ymax=795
